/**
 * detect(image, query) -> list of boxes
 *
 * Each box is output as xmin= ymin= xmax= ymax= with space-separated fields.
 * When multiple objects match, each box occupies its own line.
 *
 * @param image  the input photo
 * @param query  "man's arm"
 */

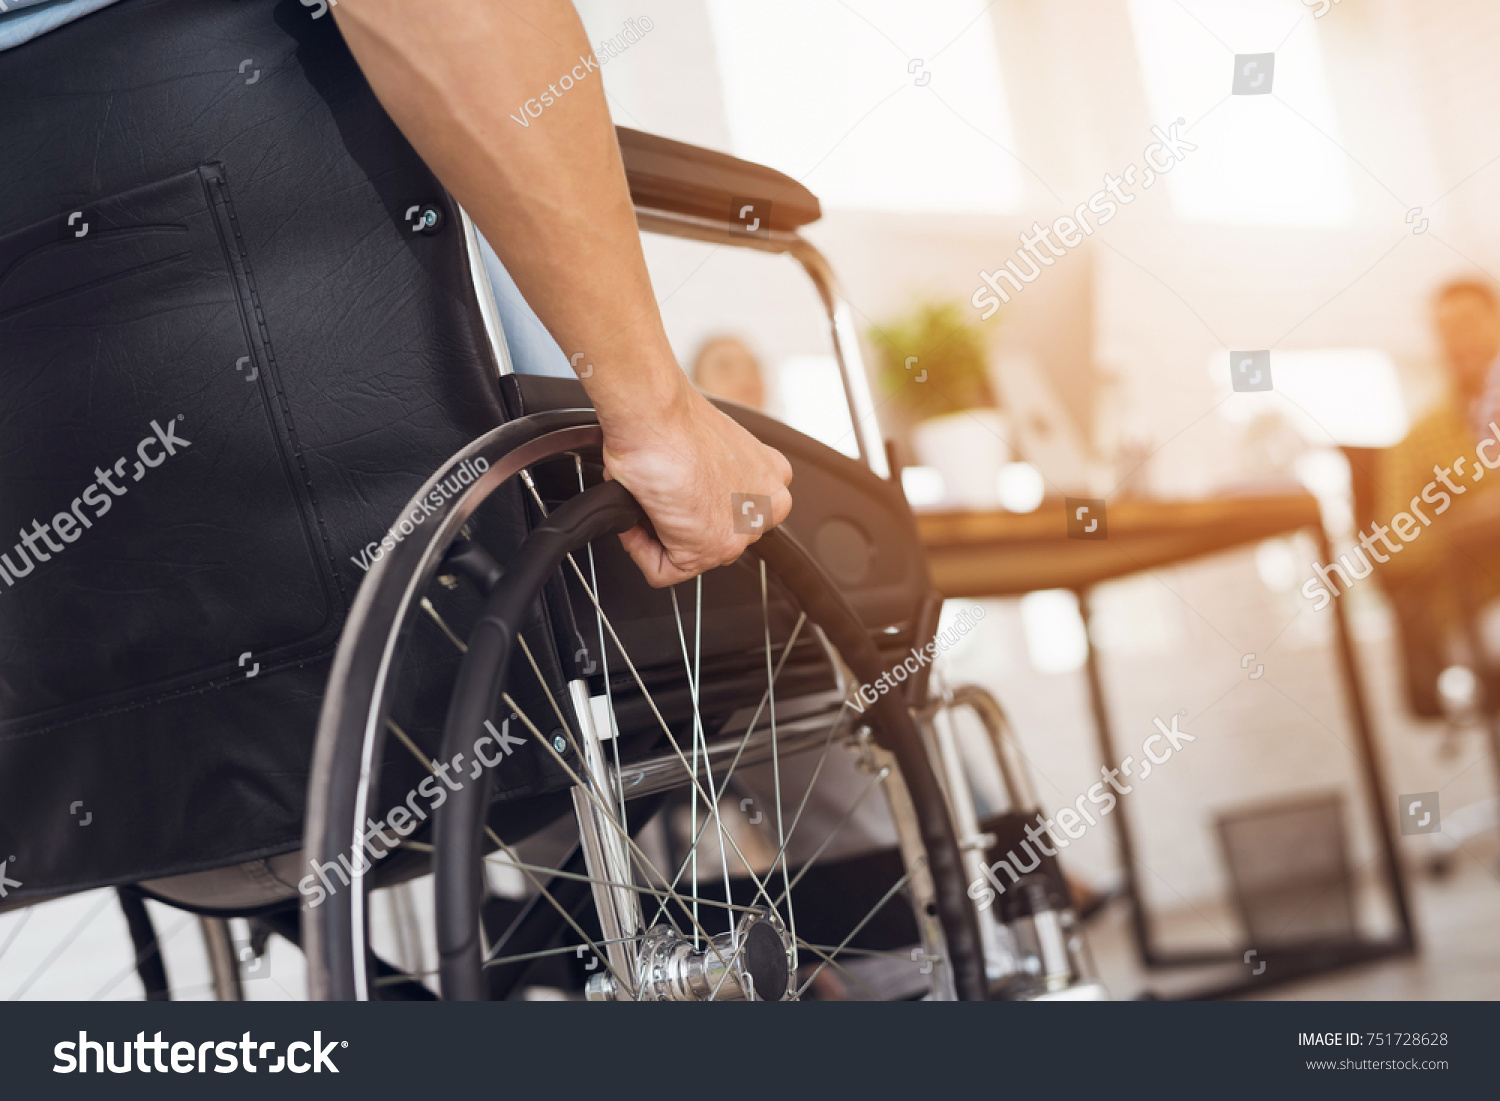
xmin=330 ymin=0 xmax=791 ymax=586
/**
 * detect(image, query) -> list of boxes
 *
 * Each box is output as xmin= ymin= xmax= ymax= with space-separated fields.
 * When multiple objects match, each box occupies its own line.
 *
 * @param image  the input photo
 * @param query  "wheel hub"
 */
xmin=593 ymin=908 xmax=793 ymax=1002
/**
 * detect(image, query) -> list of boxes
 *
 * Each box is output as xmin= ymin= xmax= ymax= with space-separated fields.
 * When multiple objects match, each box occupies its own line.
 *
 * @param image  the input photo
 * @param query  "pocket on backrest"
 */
xmin=0 ymin=164 xmax=342 ymax=729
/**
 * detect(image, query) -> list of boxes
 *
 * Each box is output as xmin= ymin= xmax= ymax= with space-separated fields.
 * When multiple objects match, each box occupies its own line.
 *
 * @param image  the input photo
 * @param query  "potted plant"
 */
xmin=869 ymin=300 xmax=1006 ymax=507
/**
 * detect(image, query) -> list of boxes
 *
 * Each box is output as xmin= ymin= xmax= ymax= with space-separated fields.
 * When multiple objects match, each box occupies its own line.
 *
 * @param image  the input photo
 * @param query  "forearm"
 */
xmin=330 ymin=0 xmax=684 ymax=433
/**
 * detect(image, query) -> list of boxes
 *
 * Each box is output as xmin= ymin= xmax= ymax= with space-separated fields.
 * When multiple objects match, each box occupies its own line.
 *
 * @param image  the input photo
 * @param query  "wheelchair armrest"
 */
xmin=616 ymin=126 xmax=821 ymax=231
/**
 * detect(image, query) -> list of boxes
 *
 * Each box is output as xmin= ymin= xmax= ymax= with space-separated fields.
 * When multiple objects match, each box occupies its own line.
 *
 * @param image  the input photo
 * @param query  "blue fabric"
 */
xmin=0 ymin=0 xmax=119 ymax=51
xmin=475 ymin=231 xmax=575 ymax=379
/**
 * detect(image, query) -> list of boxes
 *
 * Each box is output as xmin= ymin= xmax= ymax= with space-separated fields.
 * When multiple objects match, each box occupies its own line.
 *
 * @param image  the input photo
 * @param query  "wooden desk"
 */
xmin=914 ymin=492 xmax=1416 ymax=994
xmin=916 ymin=493 xmax=1321 ymax=598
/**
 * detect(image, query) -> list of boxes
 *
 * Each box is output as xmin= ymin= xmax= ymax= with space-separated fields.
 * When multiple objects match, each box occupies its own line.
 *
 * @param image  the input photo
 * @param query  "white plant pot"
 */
xmin=911 ymin=409 xmax=1010 ymax=508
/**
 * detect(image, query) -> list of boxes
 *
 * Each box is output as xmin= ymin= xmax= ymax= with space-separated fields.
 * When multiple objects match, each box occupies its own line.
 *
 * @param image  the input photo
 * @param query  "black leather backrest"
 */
xmin=0 ymin=0 xmax=506 ymax=896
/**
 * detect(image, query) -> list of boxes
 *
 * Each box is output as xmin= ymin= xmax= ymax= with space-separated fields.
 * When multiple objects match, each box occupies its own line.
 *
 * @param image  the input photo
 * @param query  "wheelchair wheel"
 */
xmin=304 ymin=410 xmax=986 ymax=1001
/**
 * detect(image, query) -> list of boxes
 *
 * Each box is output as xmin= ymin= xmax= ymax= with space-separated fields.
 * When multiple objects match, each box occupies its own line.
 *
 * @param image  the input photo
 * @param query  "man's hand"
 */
xmin=605 ymin=373 xmax=792 ymax=587
xmin=332 ymin=0 xmax=795 ymax=584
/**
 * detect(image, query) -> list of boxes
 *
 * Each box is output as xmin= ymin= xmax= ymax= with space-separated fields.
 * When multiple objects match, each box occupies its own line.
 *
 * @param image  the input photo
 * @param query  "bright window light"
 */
xmin=902 ymin=466 xmax=947 ymax=507
xmin=1255 ymin=537 xmax=1300 ymax=593
xmin=1211 ymin=348 xmax=1410 ymax=447
xmin=705 ymin=0 xmax=1022 ymax=214
xmin=997 ymin=462 xmax=1046 ymax=512
xmin=772 ymin=354 xmax=860 ymax=458
xmin=1127 ymin=0 xmax=1352 ymax=226
xmin=1020 ymin=590 xmax=1089 ymax=675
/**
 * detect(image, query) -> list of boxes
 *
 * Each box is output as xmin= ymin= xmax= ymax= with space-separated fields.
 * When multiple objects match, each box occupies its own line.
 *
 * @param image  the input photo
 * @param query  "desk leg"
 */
xmin=1448 ymin=565 xmax=1500 ymax=875
xmin=1077 ymin=588 xmax=1158 ymax=965
xmin=1319 ymin=531 xmax=1417 ymax=954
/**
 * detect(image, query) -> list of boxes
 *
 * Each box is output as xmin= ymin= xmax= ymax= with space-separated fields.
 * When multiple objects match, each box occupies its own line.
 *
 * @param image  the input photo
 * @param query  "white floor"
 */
xmin=5 ymin=837 xmax=1495 ymax=1001
xmin=0 ymin=893 xmax=308 ymax=1001
xmin=1085 ymin=829 xmax=1500 ymax=1000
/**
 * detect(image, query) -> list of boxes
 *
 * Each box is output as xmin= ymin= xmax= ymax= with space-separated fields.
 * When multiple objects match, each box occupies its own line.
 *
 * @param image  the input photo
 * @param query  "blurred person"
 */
xmin=691 ymin=335 xmax=768 ymax=410
xmin=1372 ymin=279 xmax=1500 ymax=716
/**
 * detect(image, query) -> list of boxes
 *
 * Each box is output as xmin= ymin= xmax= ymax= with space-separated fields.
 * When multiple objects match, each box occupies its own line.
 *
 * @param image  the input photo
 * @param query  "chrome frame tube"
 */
xmin=865 ymin=740 xmax=955 ymax=1001
xmin=458 ymin=206 xmax=518 ymax=378
xmin=915 ymin=684 xmax=1036 ymax=811
xmin=199 ymin=918 xmax=243 ymax=1002
xmin=921 ymin=704 xmax=1020 ymax=986
xmin=635 ymin=207 xmax=889 ymax=478
xmin=568 ymin=680 xmax=643 ymax=996
xmin=461 ymin=199 xmax=889 ymax=476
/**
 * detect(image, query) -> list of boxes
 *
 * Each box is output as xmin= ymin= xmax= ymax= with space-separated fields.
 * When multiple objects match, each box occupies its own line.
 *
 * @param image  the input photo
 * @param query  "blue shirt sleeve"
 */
xmin=0 ymin=0 xmax=122 ymax=52
xmin=474 ymin=230 xmax=575 ymax=380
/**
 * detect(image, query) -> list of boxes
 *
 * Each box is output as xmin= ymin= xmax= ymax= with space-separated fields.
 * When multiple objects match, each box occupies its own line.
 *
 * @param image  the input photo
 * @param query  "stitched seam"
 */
xmin=207 ymin=166 xmax=350 ymax=613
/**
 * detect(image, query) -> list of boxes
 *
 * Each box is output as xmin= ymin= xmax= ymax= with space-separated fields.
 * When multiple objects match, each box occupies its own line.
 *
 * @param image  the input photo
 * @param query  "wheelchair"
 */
xmin=0 ymin=0 xmax=1100 ymax=1002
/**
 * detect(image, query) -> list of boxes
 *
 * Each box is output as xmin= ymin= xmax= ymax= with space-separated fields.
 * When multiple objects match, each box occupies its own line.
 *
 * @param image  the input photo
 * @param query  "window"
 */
xmin=1212 ymin=348 xmax=1410 ymax=447
xmin=1128 ymin=0 xmax=1353 ymax=227
xmin=706 ymin=0 xmax=1023 ymax=214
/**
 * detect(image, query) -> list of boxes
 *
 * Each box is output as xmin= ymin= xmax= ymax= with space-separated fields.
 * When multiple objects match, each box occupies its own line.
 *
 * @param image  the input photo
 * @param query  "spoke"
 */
xmin=427 ymin=463 xmax=915 ymax=1003
xmin=9 ymin=892 xmax=112 ymax=1000
xmin=794 ymin=870 xmax=911 ymax=999
xmin=483 ymin=934 xmax=640 ymax=971
xmin=803 ymin=943 xmax=947 ymax=963
xmin=773 ymin=765 xmax=890 ymax=909
xmin=761 ymin=559 xmax=797 ymax=970
xmin=708 ymin=565 xmax=795 ymax=1004
xmin=421 ymin=597 xmax=468 ymax=653
xmin=745 ymin=711 xmax=846 ymax=902
xmin=383 ymin=717 xmax=632 ymax=995
xmin=0 ymin=907 xmax=33 ymax=968
xmin=502 ymin=692 xmax=744 ymax=983
xmin=410 ymin=476 xmax=738 ymax=988
xmin=639 ymin=614 xmax=810 ymax=933
xmin=480 ymin=853 xmax=763 ymax=919
xmin=793 ymin=937 xmax=888 ymax=1002
xmin=642 ymin=708 xmax=859 ymax=1000
xmin=671 ymin=581 xmax=737 ymax=956
xmin=672 ymin=587 xmax=702 ymax=949
xmin=89 ymin=912 xmax=196 ymax=1001
xmin=701 ymin=746 xmax=884 ymax=1004
xmin=633 ymin=639 xmax=863 ymax=1003
xmin=528 ymin=570 xmax=787 ymax=940
xmin=555 ymin=542 xmax=766 ymax=839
